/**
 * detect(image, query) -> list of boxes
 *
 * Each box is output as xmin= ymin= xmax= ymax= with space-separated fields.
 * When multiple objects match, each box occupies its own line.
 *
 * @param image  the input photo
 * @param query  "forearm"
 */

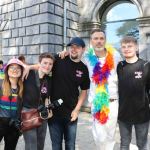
xmin=28 ymin=64 xmax=39 ymax=70
xmin=70 ymin=90 xmax=88 ymax=121
xmin=22 ymin=64 xmax=39 ymax=80
xmin=74 ymin=90 xmax=87 ymax=111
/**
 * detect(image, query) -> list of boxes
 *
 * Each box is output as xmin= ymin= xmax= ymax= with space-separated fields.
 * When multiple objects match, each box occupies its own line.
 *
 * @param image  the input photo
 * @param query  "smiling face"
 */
xmin=90 ymin=31 xmax=106 ymax=51
xmin=69 ymin=44 xmax=85 ymax=61
xmin=8 ymin=64 xmax=22 ymax=78
xmin=39 ymin=58 xmax=53 ymax=74
xmin=121 ymin=42 xmax=138 ymax=59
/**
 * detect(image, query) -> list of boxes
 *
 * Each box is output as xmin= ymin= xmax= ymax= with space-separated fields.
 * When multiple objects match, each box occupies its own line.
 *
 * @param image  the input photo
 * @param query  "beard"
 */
xmin=95 ymin=47 xmax=105 ymax=51
xmin=70 ymin=54 xmax=78 ymax=60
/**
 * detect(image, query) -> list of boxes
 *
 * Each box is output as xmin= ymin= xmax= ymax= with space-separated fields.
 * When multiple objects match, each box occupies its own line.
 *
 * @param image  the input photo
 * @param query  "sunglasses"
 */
xmin=8 ymin=66 xmax=21 ymax=71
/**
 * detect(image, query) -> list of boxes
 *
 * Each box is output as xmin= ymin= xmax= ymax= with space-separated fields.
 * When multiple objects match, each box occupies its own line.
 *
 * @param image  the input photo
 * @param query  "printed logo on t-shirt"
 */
xmin=41 ymin=86 xmax=47 ymax=94
xmin=76 ymin=70 xmax=83 ymax=77
xmin=135 ymin=71 xmax=142 ymax=79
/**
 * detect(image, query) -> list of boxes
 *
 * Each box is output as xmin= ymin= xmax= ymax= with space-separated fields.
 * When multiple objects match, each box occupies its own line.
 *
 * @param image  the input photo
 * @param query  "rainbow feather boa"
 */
xmin=86 ymin=45 xmax=115 ymax=124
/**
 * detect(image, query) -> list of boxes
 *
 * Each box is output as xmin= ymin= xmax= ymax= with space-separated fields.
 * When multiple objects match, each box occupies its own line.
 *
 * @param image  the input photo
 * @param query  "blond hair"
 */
xmin=121 ymin=36 xmax=137 ymax=45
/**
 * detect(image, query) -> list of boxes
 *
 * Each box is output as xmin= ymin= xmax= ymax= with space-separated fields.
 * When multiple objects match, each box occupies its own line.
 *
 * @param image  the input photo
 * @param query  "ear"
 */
xmin=135 ymin=45 xmax=139 ymax=52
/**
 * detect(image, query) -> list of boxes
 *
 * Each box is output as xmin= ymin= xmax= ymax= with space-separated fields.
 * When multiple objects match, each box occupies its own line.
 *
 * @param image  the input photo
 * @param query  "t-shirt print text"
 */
xmin=76 ymin=70 xmax=83 ymax=78
xmin=134 ymin=71 xmax=142 ymax=79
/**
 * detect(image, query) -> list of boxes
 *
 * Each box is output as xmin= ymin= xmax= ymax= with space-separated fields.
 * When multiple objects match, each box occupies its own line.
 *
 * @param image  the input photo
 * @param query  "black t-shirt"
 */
xmin=23 ymin=70 xmax=51 ymax=108
xmin=40 ymin=75 xmax=52 ymax=102
xmin=51 ymin=56 xmax=90 ymax=118
xmin=117 ymin=59 xmax=150 ymax=124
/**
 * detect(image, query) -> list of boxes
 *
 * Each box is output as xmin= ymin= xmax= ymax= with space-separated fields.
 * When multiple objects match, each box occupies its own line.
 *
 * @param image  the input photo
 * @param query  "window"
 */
xmin=102 ymin=3 xmax=139 ymax=50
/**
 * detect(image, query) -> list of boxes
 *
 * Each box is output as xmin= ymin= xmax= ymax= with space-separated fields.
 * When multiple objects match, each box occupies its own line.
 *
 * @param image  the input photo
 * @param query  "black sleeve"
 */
xmin=145 ymin=62 xmax=150 ymax=101
xmin=146 ymin=62 xmax=150 ymax=89
xmin=23 ymin=70 xmax=40 ymax=108
xmin=80 ymin=67 xmax=90 ymax=90
xmin=117 ymin=62 xmax=122 ymax=81
xmin=54 ymin=54 xmax=59 ymax=60
xmin=47 ymin=76 xmax=52 ymax=98
xmin=117 ymin=61 xmax=126 ymax=77
xmin=117 ymin=63 xmax=120 ymax=76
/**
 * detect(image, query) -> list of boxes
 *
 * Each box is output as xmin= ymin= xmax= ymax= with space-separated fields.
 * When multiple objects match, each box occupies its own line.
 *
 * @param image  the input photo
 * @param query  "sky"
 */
xmin=105 ymin=3 xmax=139 ymax=48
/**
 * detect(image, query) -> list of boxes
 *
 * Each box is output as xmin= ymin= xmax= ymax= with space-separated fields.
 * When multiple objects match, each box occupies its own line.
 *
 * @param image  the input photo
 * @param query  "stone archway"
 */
xmin=78 ymin=0 xmax=143 ymax=34
xmin=79 ymin=0 xmax=150 ymax=110
xmin=78 ymin=0 xmax=150 ymax=60
xmin=91 ymin=0 xmax=143 ymax=23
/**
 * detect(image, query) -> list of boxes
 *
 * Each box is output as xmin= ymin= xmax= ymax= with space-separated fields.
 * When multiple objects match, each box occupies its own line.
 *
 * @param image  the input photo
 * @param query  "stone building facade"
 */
xmin=0 ymin=0 xmax=150 ymax=62
xmin=0 ymin=0 xmax=79 ymax=63
xmin=77 ymin=0 xmax=150 ymax=60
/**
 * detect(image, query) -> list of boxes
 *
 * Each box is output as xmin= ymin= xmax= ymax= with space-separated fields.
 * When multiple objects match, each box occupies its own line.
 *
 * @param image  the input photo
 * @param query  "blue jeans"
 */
xmin=23 ymin=120 xmax=47 ymax=150
xmin=22 ymin=107 xmax=47 ymax=150
xmin=48 ymin=116 xmax=78 ymax=150
xmin=118 ymin=120 xmax=149 ymax=150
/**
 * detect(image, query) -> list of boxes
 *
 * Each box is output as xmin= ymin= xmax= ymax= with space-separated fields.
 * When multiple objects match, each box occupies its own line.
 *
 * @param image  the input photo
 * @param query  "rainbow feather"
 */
xmin=86 ymin=45 xmax=115 ymax=124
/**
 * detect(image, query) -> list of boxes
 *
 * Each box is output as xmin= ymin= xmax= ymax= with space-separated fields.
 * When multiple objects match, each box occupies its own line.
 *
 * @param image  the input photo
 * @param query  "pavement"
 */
xmin=0 ymin=111 xmax=148 ymax=150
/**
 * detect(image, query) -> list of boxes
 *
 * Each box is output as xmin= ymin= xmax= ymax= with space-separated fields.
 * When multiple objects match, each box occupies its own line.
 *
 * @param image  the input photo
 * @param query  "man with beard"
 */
xmin=48 ymin=37 xmax=90 ymax=150
xmin=84 ymin=29 xmax=122 ymax=150
xmin=59 ymin=30 xmax=122 ymax=149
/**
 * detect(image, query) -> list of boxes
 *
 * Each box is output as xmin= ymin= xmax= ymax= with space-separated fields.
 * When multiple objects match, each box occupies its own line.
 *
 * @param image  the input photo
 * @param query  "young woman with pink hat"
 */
xmin=0 ymin=58 xmax=25 ymax=150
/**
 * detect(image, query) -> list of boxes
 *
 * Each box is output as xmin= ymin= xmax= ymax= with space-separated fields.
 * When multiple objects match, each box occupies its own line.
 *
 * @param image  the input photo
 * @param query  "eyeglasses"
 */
xmin=8 ymin=66 xmax=21 ymax=71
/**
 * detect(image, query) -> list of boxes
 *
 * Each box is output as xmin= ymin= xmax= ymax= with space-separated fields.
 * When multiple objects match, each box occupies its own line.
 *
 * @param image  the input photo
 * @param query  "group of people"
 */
xmin=0 ymin=28 xmax=149 ymax=150
xmin=84 ymin=30 xmax=150 ymax=150
xmin=0 ymin=53 xmax=55 ymax=150
xmin=0 ymin=37 xmax=90 ymax=150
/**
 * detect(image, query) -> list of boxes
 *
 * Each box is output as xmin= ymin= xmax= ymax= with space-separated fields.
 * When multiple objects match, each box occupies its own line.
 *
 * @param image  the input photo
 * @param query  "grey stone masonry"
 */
xmin=0 ymin=0 xmax=79 ymax=63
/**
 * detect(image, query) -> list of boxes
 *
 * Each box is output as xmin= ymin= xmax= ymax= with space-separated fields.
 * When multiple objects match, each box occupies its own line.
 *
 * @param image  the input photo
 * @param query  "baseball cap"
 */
xmin=5 ymin=58 xmax=25 ymax=71
xmin=67 ymin=37 xmax=85 ymax=48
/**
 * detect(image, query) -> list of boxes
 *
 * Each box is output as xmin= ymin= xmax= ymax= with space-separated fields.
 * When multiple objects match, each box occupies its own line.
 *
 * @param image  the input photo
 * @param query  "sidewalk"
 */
xmin=0 ymin=112 xmax=145 ymax=150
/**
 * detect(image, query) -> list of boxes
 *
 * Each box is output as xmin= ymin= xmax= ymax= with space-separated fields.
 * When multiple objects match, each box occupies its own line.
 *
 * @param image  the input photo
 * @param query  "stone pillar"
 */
xmin=137 ymin=17 xmax=150 ymax=60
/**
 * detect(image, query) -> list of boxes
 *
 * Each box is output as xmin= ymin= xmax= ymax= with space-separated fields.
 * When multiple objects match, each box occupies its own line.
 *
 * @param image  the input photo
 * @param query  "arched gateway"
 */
xmin=78 ymin=0 xmax=150 ymax=60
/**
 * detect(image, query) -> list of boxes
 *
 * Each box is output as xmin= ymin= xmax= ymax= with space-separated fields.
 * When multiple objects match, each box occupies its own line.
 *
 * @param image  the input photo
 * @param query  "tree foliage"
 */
xmin=116 ymin=21 xmax=139 ymax=39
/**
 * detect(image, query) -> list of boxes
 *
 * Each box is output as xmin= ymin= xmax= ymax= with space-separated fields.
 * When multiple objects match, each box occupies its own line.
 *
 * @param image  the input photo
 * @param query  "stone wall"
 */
xmin=0 ymin=0 xmax=79 ymax=63
xmin=2 ymin=0 xmax=150 ymax=62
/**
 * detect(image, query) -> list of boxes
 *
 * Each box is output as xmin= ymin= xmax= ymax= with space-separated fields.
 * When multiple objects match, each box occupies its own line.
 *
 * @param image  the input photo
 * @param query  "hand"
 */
xmin=22 ymin=64 xmax=39 ymax=81
xmin=70 ymin=109 xmax=79 ymax=122
xmin=58 ymin=51 xmax=69 ymax=59
xmin=22 ymin=65 xmax=30 ymax=81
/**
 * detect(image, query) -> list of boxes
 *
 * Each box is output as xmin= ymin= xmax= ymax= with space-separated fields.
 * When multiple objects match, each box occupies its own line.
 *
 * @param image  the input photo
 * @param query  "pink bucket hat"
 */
xmin=5 ymin=58 xmax=25 ymax=71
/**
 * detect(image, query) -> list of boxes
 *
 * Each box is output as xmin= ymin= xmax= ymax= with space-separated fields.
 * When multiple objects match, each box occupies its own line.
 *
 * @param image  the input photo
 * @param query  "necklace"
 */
xmin=85 ymin=45 xmax=115 ymax=124
xmin=11 ymin=88 xmax=18 ymax=95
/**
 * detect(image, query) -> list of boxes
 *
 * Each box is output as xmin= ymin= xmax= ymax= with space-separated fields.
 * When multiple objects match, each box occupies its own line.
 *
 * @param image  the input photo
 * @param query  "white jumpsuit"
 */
xmin=84 ymin=50 xmax=122 ymax=150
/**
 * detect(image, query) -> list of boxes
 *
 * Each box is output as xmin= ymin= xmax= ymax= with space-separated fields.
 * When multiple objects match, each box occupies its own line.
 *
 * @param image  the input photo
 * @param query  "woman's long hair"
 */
xmin=2 ymin=65 xmax=24 ymax=98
